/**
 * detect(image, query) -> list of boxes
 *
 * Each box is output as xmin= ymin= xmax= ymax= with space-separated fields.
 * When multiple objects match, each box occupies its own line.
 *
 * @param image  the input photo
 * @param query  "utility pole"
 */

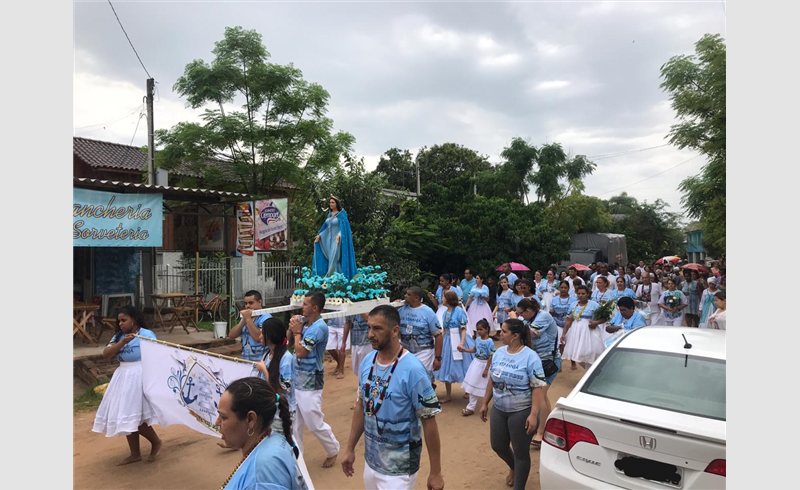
xmin=146 ymin=78 xmax=155 ymax=185
xmin=416 ymin=159 xmax=421 ymax=197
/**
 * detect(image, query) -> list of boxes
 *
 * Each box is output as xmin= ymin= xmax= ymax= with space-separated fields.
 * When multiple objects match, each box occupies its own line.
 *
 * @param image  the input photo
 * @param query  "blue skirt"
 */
xmin=434 ymin=329 xmax=475 ymax=383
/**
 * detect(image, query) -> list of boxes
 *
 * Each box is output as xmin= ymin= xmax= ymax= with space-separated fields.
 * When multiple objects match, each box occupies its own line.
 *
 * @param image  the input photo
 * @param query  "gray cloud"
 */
xmin=74 ymin=1 xmax=725 ymax=213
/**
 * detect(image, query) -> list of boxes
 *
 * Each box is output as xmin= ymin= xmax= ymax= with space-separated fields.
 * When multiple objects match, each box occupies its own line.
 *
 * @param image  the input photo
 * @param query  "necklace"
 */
xmin=363 ymin=347 xmax=403 ymax=417
xmin=507 ymin=343 xmax=524 ymax=354
xmin=219 ymin=431 xmax=269 ymax=490
xmin=573 ymin=302 xmax=589 ymax=320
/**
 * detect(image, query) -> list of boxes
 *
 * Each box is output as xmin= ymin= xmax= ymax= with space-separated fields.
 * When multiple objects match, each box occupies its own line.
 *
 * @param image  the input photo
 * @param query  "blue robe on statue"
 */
xmin=312 ymin=209 xmax=357 ymax=280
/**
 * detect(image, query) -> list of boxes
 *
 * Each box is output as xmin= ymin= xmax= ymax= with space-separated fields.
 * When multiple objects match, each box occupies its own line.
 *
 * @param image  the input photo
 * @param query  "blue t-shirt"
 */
xmin=475 ymin=338 xmax=496 ymax=361
xmin=549 ymin=295 xmax=577 ymax=327
xmin=460 ymin=278 xmax=476 ymax=303
xmin=242 ymin=313 xmax=272 ymax=361
xmin=496 ymin=289 xmax=515 ymax=310
xmin=348 ymin=314 xmax=371 ymax=346
xmin=571 ymin=300 xmax=601 ymax=320
xmin=398 ymin=305 xmax=442 ymax=354
xmin=490 ymin=346 xmax=547 ymax=413
xmin=539 ymin=280 xmax=560 ymax=296
xmin=527 ymin=311 xmax=560 ymax=361
xmin=293 ymin=318 xmax=328 ymax=391
xmin=224 ymin=432 xmax=306 ymax=490
xmin=607 ymin=311 xmax=647 ymax=331
xmin=591 ymin=289 xmax=614 ymax=304
xmin=513 ymin=294 xmax=541 ymax=308
xmin=110 ymin=328 xmax=157 ymax=362
xmin=256 ymin=349 xmax=297 ymax=414
xmin=359 ymin=350 xmax=442 ymax=476
xmin=441 ymin=307 xmax=468 ymax=331
xmin=611 ymin=288 xmax=636 ymax=300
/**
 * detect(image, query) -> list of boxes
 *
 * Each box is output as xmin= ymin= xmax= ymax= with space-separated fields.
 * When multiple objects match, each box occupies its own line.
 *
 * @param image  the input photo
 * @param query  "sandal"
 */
xmin=462 ymin=409 xmax=474 ymax=416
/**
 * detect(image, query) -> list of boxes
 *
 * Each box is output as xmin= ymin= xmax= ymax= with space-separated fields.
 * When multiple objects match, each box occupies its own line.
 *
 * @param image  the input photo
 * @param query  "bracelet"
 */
xmin=435 ymin=356 xmax=442 ymax=361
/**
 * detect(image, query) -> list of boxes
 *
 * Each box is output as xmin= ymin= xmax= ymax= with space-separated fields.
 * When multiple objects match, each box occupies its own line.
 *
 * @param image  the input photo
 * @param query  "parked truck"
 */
xmin=560 ymin=233 xmax=629 ymax=268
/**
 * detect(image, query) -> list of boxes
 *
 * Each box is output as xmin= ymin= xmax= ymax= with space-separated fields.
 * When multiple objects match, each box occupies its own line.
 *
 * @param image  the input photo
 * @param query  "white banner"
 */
xmin=140 ymin=338 xmax=258 ymax=437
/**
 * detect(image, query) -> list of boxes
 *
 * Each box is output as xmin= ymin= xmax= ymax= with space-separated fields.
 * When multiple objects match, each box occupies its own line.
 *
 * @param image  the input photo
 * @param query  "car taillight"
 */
xmin=705 ymin=459 xmax=725 ymax=477
xmin=543 ymin=418 xmax=599 ymax=452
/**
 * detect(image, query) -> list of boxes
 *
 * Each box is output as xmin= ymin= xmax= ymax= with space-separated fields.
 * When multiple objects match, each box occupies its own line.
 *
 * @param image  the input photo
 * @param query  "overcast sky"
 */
xmin=74 ymin=0 xmax=726 ymax=216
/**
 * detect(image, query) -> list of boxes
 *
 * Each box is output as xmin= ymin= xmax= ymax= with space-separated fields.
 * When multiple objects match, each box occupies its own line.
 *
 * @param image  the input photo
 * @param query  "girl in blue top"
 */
xmin=480 ymin=318 xmax=546 ymax=490
xmin=254 ymin=318 xmax=297 ymax=431
xmin=460 ymin=319 xmax=495 ymax=416
xmin=493 ymin=277 xmax=514 ymax=334
xmin=561 ymin=286 xmax=606 ymax=369
xmin=435 ymin=290 xmax=476 ymax=402
xmin=538 ymin=270 xmax=560 ymax=311
xmin=611 ymin=276 xmax=637 ymax=300
xmin=92 ymin=305 xmax=162 ymax=465
xmin=465 ymin=273 xmax=494 ymax=338
xmin=217 ymin=377 xmax=307 ymax=490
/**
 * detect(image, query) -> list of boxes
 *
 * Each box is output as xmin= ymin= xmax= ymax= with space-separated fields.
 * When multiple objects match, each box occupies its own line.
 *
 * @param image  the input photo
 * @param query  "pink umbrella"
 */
xmin=568 ymin=263 xmax=590 ymax=272
xmin=496 ymin=262 xmax=531 ymax=272
xmin=656 ymin=256 xmax=681 ymax=264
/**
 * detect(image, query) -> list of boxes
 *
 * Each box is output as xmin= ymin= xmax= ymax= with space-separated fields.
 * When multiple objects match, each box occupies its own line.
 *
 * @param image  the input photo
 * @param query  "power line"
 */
xmin=588 ymin=143 xmax=670 ymax=160
xmin=595 ymin=154 xmax=704 ymax=197
xmin=130 ymin=108 xmax=146 ymax=145
xmin=74 ymin=103 xmax=143 ymax=130
xmin=107 ymin=0 xmax=152 ymax=79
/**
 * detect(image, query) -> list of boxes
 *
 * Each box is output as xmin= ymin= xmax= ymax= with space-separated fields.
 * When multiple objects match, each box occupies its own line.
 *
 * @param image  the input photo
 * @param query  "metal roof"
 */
xmin=73 ymin=178 xmax=252 ymax=201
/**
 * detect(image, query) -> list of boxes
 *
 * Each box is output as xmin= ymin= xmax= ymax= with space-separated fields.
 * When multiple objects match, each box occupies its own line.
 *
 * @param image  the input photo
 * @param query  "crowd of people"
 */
xmin=90 ymin=256 xmax=726 ymax=490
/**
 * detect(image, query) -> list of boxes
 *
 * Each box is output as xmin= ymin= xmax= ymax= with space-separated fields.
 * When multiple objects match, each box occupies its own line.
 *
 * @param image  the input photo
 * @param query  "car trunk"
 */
xmin=553 ymin=394 xmax=725 ymax=489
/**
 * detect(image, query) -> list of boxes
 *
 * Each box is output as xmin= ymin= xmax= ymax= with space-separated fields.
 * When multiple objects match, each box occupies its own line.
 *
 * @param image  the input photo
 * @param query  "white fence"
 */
xmin=155 ymin=259 xmax=297 ymax=303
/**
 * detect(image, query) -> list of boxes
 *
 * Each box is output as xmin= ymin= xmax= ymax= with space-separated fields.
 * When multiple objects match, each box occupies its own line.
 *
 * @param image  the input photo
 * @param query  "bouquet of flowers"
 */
xmin=592 ymin=299 xmax=617 ymax=322
xmin=291 ymin=265 xmax=390 ymax=304
xmin=666 ymin=294 xmax=680 ymax=309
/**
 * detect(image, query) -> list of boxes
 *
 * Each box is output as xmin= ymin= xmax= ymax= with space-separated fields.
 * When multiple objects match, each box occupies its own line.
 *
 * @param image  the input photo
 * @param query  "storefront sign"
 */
xmin=235 ymin=202 xmax=254 ymax=256
xmin=73 ymin=188 xmax=163 ymax=247
xmin=254 ymin=199 xmax=288 ymax=251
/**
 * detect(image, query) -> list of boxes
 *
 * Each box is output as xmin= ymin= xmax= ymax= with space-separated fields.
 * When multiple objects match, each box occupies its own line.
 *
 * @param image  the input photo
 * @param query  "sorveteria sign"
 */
xmin=73 ymin=188 xmax=163 ymax=247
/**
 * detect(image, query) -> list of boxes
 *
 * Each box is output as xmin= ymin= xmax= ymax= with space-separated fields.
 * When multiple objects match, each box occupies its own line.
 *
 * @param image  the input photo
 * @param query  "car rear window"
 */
xmin=581 ymin=348 xmax=726 ymax=420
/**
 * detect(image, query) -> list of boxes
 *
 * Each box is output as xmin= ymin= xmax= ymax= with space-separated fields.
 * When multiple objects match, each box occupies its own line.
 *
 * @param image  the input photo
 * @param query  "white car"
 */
xmin=540 ymin=327 xmax=725 ymax=489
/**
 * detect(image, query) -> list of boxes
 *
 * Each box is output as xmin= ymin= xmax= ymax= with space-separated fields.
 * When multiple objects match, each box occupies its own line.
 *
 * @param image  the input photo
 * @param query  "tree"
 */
xmin=660 ymin=33 xmax=726 ymax=255
xmin=545 ymin=192 xmax=611 ymax=236
xmin=374 ymin=148 xmax=417 ymax=193
xmin=155 ymin=26 xmax=354 ymax=196
xmin=499 ymin=137 xmax=538 ymax=203
xmin=602 ymin=193 xmax=684 ymax=261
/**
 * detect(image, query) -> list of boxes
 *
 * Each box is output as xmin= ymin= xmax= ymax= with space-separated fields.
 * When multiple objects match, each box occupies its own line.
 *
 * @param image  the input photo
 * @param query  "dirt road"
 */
xmin=74 ymin=356 xmax=584 ymax=490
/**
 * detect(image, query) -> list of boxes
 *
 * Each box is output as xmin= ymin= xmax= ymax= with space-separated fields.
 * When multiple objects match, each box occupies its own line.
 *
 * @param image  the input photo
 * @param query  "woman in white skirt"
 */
xmin=92 ymin=305 xmax=162 ymax=465
xmin=538 ymin=270 xmax=560 ymax=312
xmin=636 ymin=273 xmax=663 ymax=325
xmin=560 ymin=286 xmax=605 ymax=370
xmin=658 ymin=278 xmax=688 ymax=326
xmin=459 ymin=319 xmax=495 ymax=416
xmin=465 ymin=273 xmax=494 ymax=338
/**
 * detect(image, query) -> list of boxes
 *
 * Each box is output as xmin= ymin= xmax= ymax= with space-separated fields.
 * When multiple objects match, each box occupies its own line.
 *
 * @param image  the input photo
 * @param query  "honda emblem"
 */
xmin=639 ymin=436 xmax=656 ymax=450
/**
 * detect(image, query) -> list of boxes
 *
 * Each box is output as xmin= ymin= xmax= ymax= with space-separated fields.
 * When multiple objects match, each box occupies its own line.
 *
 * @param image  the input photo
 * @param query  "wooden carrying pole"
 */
xmin=134 ymin=334 xmax=256 ymax=365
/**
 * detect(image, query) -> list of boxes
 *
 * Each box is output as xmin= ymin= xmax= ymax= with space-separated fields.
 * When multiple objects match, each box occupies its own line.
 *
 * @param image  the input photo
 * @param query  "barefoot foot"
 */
xmin=335 ymin=371 xmax=345 ymax=379
xmin=439 ymin=396 xmax=452 ymax=404
xmin=117 ymin=454 xmax=142 ymax=466
xmin=322 ymin=454 xmax=338 ymax=468
xmin=506 ymin=470 xmax=514 ymax=487
xmin=147 ymin=439 xmax=162 ymax=462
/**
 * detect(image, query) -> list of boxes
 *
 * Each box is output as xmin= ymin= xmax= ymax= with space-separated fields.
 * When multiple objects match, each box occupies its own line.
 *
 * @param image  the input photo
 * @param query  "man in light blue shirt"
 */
xmin=341 ymin=305 xmax=444 ymax=490
xmin=499 ymin=263 xmax=519 ymax=290
xmin=460 ymin=269 xmax=476 ymax=304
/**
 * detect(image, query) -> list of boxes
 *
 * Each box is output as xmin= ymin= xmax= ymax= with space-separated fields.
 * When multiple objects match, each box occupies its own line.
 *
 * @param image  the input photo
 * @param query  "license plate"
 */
xmin=615 ymin=452 xmax=683 ymax=488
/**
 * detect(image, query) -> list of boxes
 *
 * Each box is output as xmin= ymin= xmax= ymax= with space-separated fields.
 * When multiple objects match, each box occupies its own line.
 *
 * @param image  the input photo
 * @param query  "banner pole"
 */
xmin=135 ymin=334 xmax=256 ymax=365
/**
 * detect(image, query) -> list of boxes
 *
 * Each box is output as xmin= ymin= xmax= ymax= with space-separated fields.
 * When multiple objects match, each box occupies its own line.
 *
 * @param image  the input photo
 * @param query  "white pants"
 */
xmin=661 ymin=314 xmax=684 ymax=326
xmin=467 ymin=393 xmax=480 ymax=411
xmin=646 ymin=310 xmax=661 ymax=326
xmin=364 ymin=463 xmax=418 ymax=490
xmin=351 ymin=344 xmax=374 ymax=375
xmin=327 ymin=327 xmax=350 ymax=350
xmin=294 ymin=389 xmax=340 ymax=458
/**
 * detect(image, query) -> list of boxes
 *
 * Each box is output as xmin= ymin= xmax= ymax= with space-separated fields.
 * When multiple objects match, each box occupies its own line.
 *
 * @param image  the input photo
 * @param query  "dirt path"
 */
xmin=74 ymin=356 xmax=584 ymax=489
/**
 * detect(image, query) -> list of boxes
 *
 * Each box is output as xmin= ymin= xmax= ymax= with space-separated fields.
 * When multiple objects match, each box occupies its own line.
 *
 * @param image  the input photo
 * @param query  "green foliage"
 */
xmin=545 ymin=192 xmax=612 ymax=235
xmin=73 ymin=380 xmax=105 ymax=413
xmin=375 ymin=148 xmax=417 ymax=192
xmin=601 ymin=193 xmax=684 ymax=261
xmin=661 ymin=33 xmax=726 ymax=255
xmin=155 ymin=26 xmax=355 ymax=197
xmin=500 ymin=137 xmax=538 ymax=203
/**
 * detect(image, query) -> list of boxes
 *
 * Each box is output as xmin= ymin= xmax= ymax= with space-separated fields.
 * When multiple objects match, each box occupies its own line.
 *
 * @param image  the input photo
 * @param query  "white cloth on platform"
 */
xmin=293 ymin=389 xmax=340 ymax=458
xmin=92 ymin=361 xmax=160 ymax=437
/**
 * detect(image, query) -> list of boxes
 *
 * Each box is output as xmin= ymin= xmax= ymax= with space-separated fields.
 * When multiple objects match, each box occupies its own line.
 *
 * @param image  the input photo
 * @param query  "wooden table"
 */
xmin=73 ymin=303 xmax=100 ymax=346
xmin=151 ymin=293 xmax=189 ymax=334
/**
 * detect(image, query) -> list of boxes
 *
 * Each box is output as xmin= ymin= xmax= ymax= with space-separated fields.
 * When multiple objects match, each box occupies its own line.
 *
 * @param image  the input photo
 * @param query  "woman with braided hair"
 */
xmin=216 ymin=377 xmax=308 ymax=490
